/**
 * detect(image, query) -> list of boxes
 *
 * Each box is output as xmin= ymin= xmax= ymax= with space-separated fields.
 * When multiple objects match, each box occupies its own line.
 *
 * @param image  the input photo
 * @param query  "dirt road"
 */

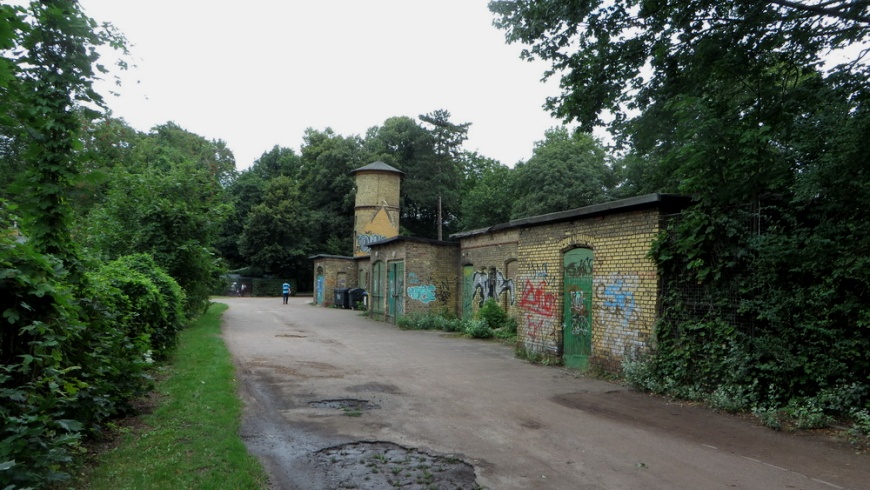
xmin=219 ymin=297 xmax=867 ymax=489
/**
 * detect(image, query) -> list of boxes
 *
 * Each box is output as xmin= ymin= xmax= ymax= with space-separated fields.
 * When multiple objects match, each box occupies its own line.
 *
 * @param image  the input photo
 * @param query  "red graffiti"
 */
xmin=518 ymin=279 xmax=556 ymax=317
xmin=527 ymin=315 xmax=544 ymax=341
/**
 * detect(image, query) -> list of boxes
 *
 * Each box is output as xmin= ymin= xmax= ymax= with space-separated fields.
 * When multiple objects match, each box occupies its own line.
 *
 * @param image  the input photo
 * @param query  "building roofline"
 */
xmin=309 ymin=254 xmax=355 ymax=261
xmin=350 ymin=161 xmax=405 ymax=176
xmin=367 ymin=235 xmax=459 ymax=249
xmin=450 ymin=193 xmax=692 ymax=239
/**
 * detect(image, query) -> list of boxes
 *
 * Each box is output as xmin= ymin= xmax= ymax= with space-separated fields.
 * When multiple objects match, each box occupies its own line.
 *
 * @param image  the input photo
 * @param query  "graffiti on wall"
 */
xmin=518 ymin=279 xmax=556 ymax=317
xmin=595 ymin=273 xmax=644 ymax=358
xmin=525 ymin=314 xmax=556 ymax=343
xmin=407 ymin=284 xmax=436 ymax=304
xmin=568 ymin=289 xmax=591 ymax=338
xmin=435 ymin=279 xmax=452 ymax=303
xmin=564 ymin=257 xmax=593 ymax=278
xmin=517 ymin=274 xmax=560 ymax=353
xmin=405 ymin=272 xmax=451 ymax=305
xmin=357 ymin=233 xmax=387 ymax=253
xmin=471 ymin=269 xmax=515 ymax=307
xmin=524 ymin=262 xmax=551 ymax=284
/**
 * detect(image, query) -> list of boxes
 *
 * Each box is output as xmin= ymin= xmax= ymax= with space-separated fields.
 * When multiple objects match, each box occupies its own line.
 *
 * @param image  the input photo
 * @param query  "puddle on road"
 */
xmin=309 ymin=398 xmax=380 ymax=412
xmin=313 ymin=441 xmax=478 ymax=490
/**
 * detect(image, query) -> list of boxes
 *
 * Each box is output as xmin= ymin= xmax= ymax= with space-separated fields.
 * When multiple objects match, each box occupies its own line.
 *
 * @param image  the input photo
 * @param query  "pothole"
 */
xmin=313 ymin=441 xmax=478 ymax=490
xmin=309 ymin=398 xmax=380 ymax=412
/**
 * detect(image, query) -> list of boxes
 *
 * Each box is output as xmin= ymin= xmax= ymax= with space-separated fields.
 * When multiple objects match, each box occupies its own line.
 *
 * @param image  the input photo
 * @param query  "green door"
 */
xmin=563 ymin=248 xmax=593 ymax=369
xmin=371 ymin=261 xmax=385 ymax=321
xmin=462 ymin=265 xmax=474 ymax=319
xmin=387 ymin=261 xmax=404 ymax=323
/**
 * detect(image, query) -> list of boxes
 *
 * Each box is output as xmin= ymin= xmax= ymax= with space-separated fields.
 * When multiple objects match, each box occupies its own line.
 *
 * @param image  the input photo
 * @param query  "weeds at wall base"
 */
xmin=514 ymin=344 xmax=563 ymax=367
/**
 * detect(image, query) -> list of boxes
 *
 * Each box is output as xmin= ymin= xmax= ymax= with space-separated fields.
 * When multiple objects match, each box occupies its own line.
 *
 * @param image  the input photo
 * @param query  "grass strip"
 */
xmin=74 ymin=302 xmax=268 ymax=490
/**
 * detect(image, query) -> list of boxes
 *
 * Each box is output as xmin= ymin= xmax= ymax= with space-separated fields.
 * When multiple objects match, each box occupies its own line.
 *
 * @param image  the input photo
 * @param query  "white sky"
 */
xmin=78 ymin=0 xmax=575 ymax=170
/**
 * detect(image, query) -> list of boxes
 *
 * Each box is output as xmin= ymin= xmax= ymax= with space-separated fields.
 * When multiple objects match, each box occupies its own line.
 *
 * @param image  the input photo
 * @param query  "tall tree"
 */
xmin=510 ymin=128 xmax=613 ymax=218
xmin=299 ymin=128 xmax=365 ymax=255
xmin=458 ymin=151 xmax=514 ymax=230
xmin=4 ymin=0 xmax=126 ymax=271
xmin=250 ymin=145 xmax=302 ymax=181
xmin=364 ymin=116 xmax=440 ymax=238
xmin=82 ymin=124 xmax=232 ymax=314
xmin=239 ymin=176 xmax=312 ymax=281
xmin=419 ymin=109 xmax=469 ymax=240
xmin=489 ymin=0 xmax=870 ymax=143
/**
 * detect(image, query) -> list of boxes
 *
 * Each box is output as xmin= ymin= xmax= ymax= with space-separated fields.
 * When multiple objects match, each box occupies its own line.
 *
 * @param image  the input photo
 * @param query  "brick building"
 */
xmin=311 ymin=161 xmax=689 ymax=372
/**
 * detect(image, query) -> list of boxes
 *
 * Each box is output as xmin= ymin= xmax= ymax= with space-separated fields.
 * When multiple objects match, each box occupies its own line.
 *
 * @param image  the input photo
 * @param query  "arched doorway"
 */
xmin=563 ymin=248 xmax=593 ymax=369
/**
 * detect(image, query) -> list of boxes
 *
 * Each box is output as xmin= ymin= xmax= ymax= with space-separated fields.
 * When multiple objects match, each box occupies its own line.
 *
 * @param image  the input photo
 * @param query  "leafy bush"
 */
xmin=476 ymin=299 xmax=516 ymax=340
xmin=465 ymin=319 xmax=494 ymax=339
xmin=478 ymin=299 xmax=508 ymax=329
xmin=111 ymin=254 xmax=185 ymax=358
xmin=0 ymin=237 xmax=188 ymax=489
xmin=1 ymin=220 xmax=87 ymax=488
xmin=848 ymin=409 xmax=870 ymax=446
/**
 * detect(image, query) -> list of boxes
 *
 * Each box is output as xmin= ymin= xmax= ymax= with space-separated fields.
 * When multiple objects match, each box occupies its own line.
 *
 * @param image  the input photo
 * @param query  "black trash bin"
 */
xmin=347 ymin=288 xmax=367 ymax=310
xmin=333 ymin=288 xmax=349 ymax=308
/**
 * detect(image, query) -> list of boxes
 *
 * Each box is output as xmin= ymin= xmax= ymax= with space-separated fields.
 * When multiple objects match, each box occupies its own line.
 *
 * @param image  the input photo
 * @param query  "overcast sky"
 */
xmin=77 ymin=0 xmax=579 ymax=170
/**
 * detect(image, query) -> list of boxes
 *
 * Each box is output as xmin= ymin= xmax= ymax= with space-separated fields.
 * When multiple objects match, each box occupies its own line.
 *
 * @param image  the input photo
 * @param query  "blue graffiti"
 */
xmin=602 ymin=279 xmax=636 ymax=326
xmin=407 ymin=284 xmax=436 ymax=304
xmin=357 ymin=233 xmax=387 ymax=252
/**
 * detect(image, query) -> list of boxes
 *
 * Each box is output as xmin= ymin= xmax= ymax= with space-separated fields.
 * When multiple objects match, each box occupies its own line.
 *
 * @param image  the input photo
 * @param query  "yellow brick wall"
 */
xmin=312 ymin=258 xmax=358 ymax=308
xmin=366 ymin=241 xmax=460 ymax=318
xmin=459 ymin=229 xmax=520 ymax=320
xmin=354 ymin=171 xmax=401 ymax=257
xmin=513 ymin=209 xmax=660 ymax=371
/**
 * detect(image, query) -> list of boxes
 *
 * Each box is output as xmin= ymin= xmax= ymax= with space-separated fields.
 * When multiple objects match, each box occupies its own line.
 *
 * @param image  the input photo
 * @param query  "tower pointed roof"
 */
xmin=350 ymin=161 xmax=405 ymax=176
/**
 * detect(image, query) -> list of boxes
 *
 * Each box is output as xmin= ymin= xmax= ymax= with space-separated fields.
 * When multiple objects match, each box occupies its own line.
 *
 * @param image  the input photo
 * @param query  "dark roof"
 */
xmin=350 ymin=161 xmax=405 ymax=176
xmin=367 ymin=235 xmax=458 ymax=249
xmin=309 ymin=254 xmax=354 ymax=261
xmin=450 ymin=193 xmax=692 ymax=239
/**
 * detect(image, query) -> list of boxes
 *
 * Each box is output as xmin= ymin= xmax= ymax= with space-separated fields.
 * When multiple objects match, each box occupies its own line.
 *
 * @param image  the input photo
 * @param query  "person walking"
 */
xmin=282 ymin=282 xmax=291 ymax=304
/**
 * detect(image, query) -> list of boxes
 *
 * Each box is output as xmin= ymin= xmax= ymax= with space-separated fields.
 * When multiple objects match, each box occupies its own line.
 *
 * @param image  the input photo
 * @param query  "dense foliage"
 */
xmin=0 ymin=3 xmax=198 ymax=487
xmin=491 ymin=0 xmax=870 ymax=423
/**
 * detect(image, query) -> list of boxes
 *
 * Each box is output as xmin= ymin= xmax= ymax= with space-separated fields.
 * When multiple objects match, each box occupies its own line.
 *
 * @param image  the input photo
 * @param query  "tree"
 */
xmin=364 ymin=116 xmax=440 ymax=238
xmin=489 ymin=0 xmax=870 ymax=141
xmin=419 ymin=109 xmax=470 ymax=240
xmin=458 ymin=151 xmax=514 ymax=230
xmin=299 ymin=128 xmax=364 ymax=255
xmin=249 ymin=145 xmax=302 ymax=181
xmin=132 ymin=122 xmax=237 ymax=186
xmin=217 ymin=170 xmax=266 ymax=269
xmin=82 ymin=124 xmax=232 ymax=315
xmin=510 ymin=128 xmax=613 ymax=218
xmin=239 ymin=176 xmax=312 ymax=281
xmin=3 ymin=0 xmax=125 ymax=271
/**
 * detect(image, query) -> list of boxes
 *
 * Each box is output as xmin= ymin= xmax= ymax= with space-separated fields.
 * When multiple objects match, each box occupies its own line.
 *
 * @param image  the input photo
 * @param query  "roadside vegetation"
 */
xmin=396 ymin=299 xmax=517 ymax=342
xmin=71 ymin=303 xmax=268 ymax=490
